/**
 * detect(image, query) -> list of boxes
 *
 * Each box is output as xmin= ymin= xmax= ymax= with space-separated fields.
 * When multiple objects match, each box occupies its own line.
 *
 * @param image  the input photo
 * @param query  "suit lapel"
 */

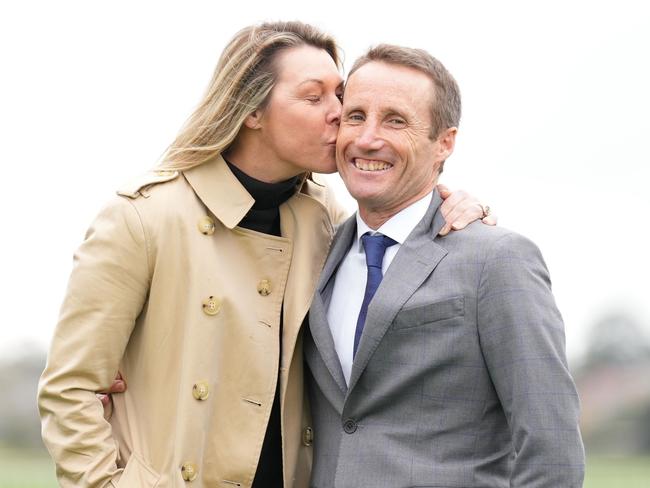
xmin=346 ymin=192 xmax=448 ymax=395
xmin=306 ymin=214 xmax=358 ymax=395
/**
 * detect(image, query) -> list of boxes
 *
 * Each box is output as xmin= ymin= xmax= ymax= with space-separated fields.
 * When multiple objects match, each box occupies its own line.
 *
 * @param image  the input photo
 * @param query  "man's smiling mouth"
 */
xmin=352 ymin=158 xmax=393 ymax=171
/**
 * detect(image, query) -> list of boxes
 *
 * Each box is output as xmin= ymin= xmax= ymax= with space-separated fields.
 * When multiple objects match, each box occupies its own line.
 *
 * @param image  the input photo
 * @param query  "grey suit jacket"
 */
xmin=305 ymin=192 xmax=585 ymax=488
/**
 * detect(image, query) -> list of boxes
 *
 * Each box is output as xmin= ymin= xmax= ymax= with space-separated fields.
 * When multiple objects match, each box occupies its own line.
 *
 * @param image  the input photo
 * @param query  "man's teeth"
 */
xmin=353 ymin=159 xmax=392 ymax=171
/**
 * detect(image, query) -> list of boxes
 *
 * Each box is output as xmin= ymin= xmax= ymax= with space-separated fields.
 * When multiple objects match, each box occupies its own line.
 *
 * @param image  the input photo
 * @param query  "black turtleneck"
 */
xmin=226 ymin=160 xmax=298 ymax=488
xmin=227 ymin=161 xmax=299 ymax=237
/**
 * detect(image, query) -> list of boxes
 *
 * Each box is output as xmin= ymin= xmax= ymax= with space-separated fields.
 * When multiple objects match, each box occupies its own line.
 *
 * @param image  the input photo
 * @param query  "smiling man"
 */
xmin=304 ymin=45 xmax=585 ymax=487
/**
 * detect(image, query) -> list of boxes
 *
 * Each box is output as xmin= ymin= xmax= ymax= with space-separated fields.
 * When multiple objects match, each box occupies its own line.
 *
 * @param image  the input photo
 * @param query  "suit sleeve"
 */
xmin=477 ymin=232 xmax=585 ymax=487
xmin=38 ymin=196 xmax=151 ymax=488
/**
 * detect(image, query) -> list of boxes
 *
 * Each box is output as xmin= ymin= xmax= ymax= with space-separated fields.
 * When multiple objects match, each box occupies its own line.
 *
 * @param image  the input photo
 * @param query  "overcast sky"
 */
xmin=1 ymin=1 xmax=649 ymax=362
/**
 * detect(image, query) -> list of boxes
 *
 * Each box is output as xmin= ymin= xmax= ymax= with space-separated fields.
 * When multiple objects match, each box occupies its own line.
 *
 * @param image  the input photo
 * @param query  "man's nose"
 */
xmin=355 ymin=122 xmax=383 ymax=151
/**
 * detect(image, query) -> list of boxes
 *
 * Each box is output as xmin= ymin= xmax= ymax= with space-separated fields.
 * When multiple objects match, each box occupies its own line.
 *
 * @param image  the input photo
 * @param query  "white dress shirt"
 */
xmin=326 ymin=192 xmax=433 ymax=384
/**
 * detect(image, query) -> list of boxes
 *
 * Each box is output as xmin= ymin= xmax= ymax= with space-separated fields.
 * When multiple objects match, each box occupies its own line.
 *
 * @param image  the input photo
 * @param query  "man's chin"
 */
xmin=349 ymin=191 xmax=384 ymax=209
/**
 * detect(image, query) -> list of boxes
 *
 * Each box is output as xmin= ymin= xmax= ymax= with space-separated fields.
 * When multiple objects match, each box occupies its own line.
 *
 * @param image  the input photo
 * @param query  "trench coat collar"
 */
xmin=182 ymin=154 xmax=255 ymax=229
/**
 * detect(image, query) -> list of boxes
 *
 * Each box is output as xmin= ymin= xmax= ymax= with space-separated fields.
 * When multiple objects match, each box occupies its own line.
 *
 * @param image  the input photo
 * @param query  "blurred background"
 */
xmin=1 ymin=0 xmax=649 ymax=486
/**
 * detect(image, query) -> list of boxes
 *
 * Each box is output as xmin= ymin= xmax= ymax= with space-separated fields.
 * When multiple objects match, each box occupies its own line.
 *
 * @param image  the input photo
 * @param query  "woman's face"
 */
xmin=256 ymin=45 xmax=344 ymax=176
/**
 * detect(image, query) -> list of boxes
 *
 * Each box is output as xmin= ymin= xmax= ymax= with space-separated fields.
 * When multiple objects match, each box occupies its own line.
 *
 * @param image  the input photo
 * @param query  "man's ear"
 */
xmin=243 ymin=109 xmax=263 ymax=130
xmin=437 ymin=127 xmax=457 ymax=160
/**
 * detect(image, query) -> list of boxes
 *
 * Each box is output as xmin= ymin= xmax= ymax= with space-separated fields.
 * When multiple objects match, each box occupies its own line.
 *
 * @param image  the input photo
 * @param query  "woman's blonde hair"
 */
xmin=160 ymin=21 xmax=341 ymax=171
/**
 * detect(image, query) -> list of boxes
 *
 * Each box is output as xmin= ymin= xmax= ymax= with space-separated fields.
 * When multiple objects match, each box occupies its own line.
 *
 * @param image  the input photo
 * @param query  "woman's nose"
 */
xmin=327 ymin=97 xmax=342 ymax=125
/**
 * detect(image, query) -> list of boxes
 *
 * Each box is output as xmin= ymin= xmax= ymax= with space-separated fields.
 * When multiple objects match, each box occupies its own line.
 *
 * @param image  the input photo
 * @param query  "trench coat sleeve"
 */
xmin=477 ymin=232 xmax=585 ymax=487
xmin=38 ymin=196 xmax=151 ymax=488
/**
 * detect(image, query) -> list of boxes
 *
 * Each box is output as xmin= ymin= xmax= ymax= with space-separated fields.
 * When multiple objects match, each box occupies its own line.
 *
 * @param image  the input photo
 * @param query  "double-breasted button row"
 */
xmin=302 ymin=426 xmax=314 ymax=446
xmin=343 ymin=418 xmax=357 ymax=434
xmin=202 ymin=296 xmax=221 ymax=316
xmin=192 ymin=381 xmax=210 ymax=401
xmin=204 ymin=283 xmax=270 ymax=308
xmin=198 ymin=210 xmax=272 ymax=304
xmin=181 ymin=462 xmax=198 ymax=481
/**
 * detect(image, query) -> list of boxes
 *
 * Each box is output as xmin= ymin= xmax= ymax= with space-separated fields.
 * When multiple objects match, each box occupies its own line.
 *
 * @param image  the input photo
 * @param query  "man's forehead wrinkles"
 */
xmin=344 ymin=97 xmax=412 ymax=118
xmin=348 ymin=86 xmax=411 ymax=102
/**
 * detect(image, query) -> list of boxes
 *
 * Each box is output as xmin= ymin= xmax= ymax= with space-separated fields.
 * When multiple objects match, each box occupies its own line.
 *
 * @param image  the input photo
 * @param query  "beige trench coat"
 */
xmin=38 ymin=155 xmax=347 ymax=488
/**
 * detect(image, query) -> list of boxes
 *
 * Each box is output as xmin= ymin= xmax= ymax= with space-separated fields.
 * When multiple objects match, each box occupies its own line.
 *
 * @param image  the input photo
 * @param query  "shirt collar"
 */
xmin=354 ymin=191 xmax=434 ymax=251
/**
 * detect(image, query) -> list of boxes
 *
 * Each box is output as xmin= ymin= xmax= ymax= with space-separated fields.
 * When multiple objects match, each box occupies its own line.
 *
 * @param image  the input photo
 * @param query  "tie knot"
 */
xmin=361 ymin=233 xmax=397 ymax=269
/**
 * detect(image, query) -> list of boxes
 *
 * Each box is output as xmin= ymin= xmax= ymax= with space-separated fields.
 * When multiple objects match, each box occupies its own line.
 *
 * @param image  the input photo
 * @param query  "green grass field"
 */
xmin=584 ymin=456 xmax=650 ymax=488
xmin=0 ymin=448 xmax=647 ymax=487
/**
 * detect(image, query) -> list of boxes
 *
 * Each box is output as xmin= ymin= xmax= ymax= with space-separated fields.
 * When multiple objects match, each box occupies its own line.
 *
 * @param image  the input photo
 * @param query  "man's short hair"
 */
xmin=349 ymin=44 xmax=461 ymax=139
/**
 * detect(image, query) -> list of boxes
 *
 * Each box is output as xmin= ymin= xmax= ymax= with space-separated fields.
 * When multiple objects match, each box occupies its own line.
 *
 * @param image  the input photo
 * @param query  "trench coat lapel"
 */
xmin=182 ymin=155 xmax=254 ymax=229
xmin=279 ymin=191 xmax=335 ymax=401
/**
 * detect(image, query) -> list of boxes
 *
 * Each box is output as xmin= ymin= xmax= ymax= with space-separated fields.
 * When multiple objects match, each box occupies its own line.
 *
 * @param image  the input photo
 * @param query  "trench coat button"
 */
xmin=343 ymin=418 xmax=357 ymax=434
xmin=257 ymin=279 xmax=271 ymax=296
xmin=192 ymin=381 xmax=210 ymax=401
xmin=197 ymin=216 xmax=215 ymax=235
xmin=302 ymin=426 xmax=314 ymax=446
xmin=202 ymin=296 xmax=221 ymax=316
xmin=181 ymin=462 xmax=198 ymax=481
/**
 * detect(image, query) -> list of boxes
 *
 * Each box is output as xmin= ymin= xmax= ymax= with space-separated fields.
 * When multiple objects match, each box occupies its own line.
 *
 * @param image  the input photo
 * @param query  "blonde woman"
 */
xmin=38 ymin=21 xmax=491 ymax=488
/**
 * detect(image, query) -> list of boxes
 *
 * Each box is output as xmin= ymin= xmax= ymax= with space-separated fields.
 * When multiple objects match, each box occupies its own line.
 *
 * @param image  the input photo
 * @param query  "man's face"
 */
xmin=336 ymin=61 xmax=456 ymax=222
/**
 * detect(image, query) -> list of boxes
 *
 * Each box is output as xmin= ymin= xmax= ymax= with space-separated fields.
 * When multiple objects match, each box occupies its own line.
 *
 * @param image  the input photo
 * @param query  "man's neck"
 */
xmin=358 ymin=187 xmax=436 ymax=230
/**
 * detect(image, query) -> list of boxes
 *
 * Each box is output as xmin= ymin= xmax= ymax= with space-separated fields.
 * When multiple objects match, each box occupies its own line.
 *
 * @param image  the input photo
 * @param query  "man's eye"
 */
xmin=336 ymin=93 xmax=344 ymax=102
xmin=306 ymin=96 xmax=321 ymax=103
xmin=389 ymin=118 xmax=406 ymax=126
xmin=347 ymin=114 xmax=364 ymax=121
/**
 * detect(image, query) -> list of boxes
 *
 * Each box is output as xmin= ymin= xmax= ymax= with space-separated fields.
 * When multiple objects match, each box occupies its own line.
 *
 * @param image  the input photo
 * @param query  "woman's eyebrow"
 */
xmin=297 ymin=79 xmax=324 ymax=87
xmin=297 ymin=79 xmax=344 ymax=89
